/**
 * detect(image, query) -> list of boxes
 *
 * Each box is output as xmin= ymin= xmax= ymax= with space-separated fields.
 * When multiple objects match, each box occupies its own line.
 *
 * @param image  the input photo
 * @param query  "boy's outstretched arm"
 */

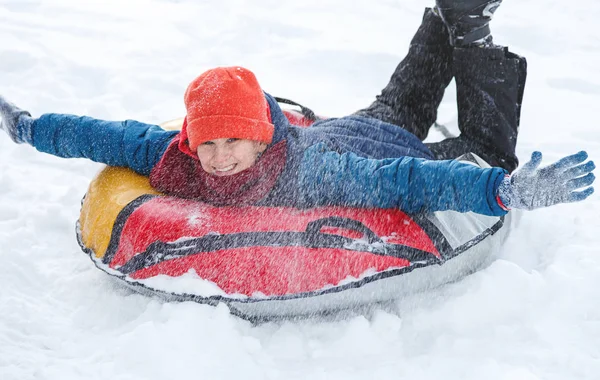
xmin=0 ymin=96 xmax=178 ymax=175
xmin=298 ymin=143 xmax=595 ymax=216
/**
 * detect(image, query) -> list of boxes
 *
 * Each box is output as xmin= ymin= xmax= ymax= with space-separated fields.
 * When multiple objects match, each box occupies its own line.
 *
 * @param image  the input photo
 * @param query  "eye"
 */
xmin=201 ymin=141 xmax=215 ymax=146
xmin=226 ymin=138 xmax=239 ymax=143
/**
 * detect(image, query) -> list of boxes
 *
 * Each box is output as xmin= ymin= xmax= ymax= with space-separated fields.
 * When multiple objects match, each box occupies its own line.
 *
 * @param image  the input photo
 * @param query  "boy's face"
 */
xmin=196 ymin=138 xmax=267 ymax=176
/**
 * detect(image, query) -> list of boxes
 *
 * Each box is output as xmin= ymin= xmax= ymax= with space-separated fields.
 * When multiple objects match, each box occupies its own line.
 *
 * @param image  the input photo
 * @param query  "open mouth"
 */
xmin=212 ymin=164 xmax=237 ymax=176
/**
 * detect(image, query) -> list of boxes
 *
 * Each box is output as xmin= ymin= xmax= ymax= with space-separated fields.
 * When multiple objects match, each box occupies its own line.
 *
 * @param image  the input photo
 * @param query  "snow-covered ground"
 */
xmin=1 ymin=0 xmax=600 ymax=379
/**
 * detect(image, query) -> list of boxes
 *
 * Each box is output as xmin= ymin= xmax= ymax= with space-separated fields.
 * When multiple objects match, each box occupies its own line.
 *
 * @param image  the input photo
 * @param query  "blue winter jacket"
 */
xmin=22 ymin=93 xmax=508 ymax=216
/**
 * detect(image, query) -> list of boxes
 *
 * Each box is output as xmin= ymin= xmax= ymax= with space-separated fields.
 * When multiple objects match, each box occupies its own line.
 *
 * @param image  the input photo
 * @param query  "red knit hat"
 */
xmin=180 ymin=66 xmax=274 ymax=153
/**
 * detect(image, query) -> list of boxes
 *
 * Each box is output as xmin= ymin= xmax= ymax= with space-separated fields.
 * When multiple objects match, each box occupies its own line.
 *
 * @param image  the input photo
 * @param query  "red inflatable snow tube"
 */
xmin=78 ymin=98 xmax=509 ymax=319
xmin=101 ymin=196 xmax=443 ymax=297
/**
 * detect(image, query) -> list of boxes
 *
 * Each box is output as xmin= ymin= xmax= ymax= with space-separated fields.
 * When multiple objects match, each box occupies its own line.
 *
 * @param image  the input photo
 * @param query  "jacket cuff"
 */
xmin=486 ymin=169 xmax=509 ymax=216
xmin=495 ymin=175 xmax=511 ymax=211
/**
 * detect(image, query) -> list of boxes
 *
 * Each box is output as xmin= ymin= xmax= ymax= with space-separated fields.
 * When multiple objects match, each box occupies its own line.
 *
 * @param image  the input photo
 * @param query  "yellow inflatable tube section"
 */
xmin=78 ymin=118 xmax=184 ymax=260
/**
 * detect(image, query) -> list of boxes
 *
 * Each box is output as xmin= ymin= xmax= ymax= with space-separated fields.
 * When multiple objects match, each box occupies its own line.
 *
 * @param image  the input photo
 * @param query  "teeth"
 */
xmin=215 ymin=164 xmax=235 ymax=172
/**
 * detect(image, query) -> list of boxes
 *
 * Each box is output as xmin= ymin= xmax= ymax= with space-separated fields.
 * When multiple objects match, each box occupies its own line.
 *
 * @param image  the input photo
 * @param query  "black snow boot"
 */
xmin=435 ymin=0 xmax=502 ymax=46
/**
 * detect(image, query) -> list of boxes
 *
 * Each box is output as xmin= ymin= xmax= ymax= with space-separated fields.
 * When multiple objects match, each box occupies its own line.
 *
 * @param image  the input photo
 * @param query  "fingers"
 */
xmin=519 ymin=151 xmax=543 ymax=174
xmin=563 ymin=160 xmax=595 ymax=178
xmin=566 ymin=172 xmax=596 ymax=191
xmin=567 ymin=187 xmax=594 ymax=203
xmin=547 ymin=151 xmax=589 ymax=172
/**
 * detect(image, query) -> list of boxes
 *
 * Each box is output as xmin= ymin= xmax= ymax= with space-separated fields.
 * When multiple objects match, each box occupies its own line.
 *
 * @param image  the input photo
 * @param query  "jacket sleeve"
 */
xmin=28 ymin=113 xmax=179 ymax=176
xmin=297 ymin=143 xmax=508 ymax=216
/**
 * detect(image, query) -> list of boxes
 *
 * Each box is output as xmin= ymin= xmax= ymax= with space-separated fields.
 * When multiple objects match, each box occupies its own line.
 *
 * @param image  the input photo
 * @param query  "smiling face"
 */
xmin=196 ymin=138 xmax=268 ymax=176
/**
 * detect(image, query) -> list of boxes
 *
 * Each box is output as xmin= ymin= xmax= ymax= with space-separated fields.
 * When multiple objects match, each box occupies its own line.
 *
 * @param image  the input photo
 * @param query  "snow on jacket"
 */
xmin=24 ymin=93 xmax=508 ymax=216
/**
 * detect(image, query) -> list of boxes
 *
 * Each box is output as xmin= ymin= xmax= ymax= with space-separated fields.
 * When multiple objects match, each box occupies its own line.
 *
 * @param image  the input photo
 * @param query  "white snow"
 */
xmin=1 ymin=0 xmax=600 ymax=379
xmin=133 ymin=269 xmax=233 ymax=298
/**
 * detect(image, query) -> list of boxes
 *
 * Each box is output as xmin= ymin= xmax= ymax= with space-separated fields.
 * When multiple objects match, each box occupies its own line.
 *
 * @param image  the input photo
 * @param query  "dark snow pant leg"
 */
xmin=355 ymin=8 xmax=454 ymax=140
xmin=426 ymin=47 xmax=527 ymax=173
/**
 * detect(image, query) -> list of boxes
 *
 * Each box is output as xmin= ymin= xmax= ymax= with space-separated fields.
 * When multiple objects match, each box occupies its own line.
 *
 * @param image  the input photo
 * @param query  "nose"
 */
xmin=212 ymin=144 xmax=231 ymax=163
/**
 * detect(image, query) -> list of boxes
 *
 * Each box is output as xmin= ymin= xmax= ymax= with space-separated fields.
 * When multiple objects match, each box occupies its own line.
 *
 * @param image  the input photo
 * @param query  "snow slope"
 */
xmin=1 ymin=0 xmax=600 ymax=379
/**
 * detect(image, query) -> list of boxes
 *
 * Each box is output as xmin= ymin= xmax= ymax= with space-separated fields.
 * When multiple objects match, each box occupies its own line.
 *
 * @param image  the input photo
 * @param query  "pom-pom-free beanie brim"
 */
xmin=186 ymin=115 xmax=273 ymax=150
xmin=182 ymin=66 xmax=274 ymax=152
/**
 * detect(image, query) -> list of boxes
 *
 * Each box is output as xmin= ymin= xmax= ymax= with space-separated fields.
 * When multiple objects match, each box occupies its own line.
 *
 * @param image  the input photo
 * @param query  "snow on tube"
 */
xmin=77 ymin=109 xmax=515 ymax=320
